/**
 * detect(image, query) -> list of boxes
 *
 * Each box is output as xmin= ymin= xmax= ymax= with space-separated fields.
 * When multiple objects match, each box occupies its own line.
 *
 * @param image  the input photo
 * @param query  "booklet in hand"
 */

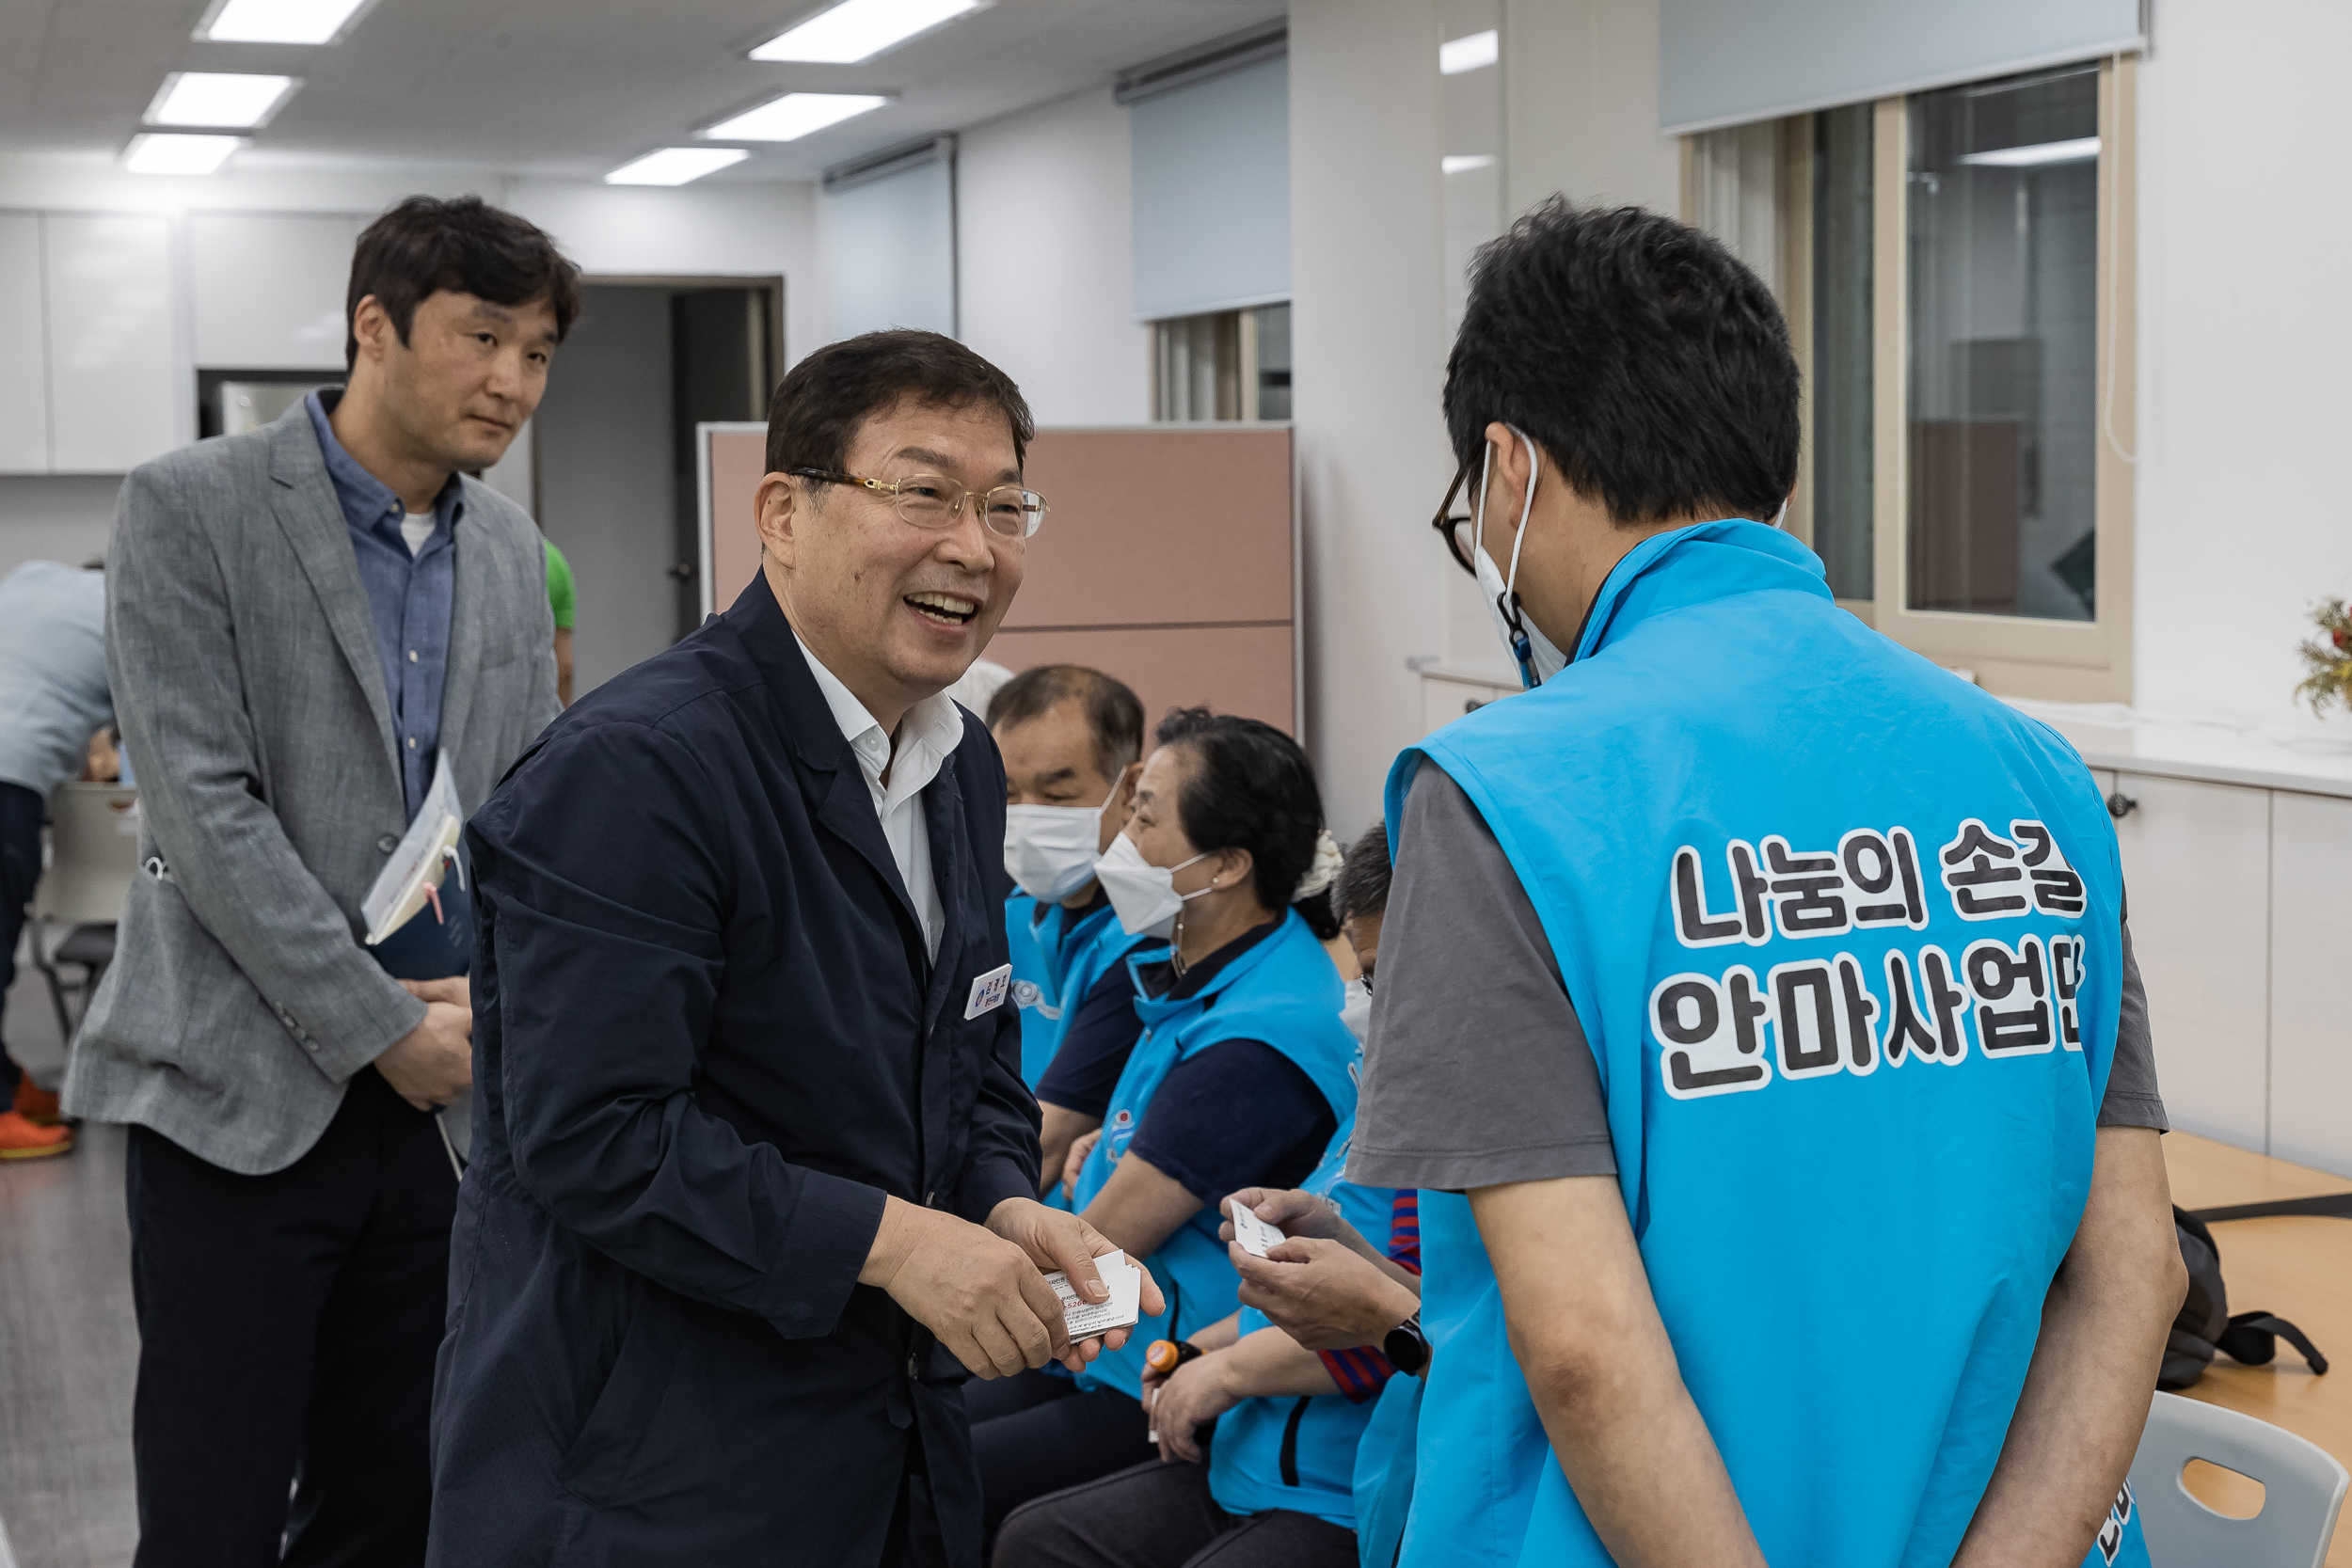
xmin=362 ymin=751 xmax=469 ymax=982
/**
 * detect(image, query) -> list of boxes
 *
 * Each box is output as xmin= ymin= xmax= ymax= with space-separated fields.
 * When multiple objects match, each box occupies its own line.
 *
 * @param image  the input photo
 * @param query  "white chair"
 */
xmin=28 ymin=783 xmax=140 ymax=1042
xmin=2129 ymin=1391 xmax=2349 ymax=1568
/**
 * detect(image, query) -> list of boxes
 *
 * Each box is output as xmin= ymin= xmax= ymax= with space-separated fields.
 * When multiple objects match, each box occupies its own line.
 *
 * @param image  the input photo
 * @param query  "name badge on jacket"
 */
xmin=965 ymin=963 xmax=1013 ymax=1020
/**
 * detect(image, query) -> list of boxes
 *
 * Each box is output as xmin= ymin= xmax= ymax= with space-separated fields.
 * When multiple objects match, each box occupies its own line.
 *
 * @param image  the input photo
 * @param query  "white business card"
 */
xmin=1230 ymin=1203 xmax=1286 ymax=1259
xmin=1044 ymin=1248 xmax=1142 ymax=1338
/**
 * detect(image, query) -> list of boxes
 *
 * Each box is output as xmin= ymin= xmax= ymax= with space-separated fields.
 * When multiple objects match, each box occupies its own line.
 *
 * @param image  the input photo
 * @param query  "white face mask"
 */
xmin=1093 ymin=833 xmax=1216 ymax=938
xmin=1339 ymin=976 xmax=1373 ymax=1045
xmin=1473 ymin=427 xmax=1571 ymax=689
xmin=1004 ymin=802 xmax=1107 ymax=904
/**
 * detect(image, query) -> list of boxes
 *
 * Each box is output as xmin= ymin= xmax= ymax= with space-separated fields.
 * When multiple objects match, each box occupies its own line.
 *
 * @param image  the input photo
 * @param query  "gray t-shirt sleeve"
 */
xmin=2100 ymin=916 xmax=2167 ymax=1131
xmin=1343 ymin=766 xmax=2169 ymax=1192
xmin=1345 ymin=764 xmax=1616 ymax=1193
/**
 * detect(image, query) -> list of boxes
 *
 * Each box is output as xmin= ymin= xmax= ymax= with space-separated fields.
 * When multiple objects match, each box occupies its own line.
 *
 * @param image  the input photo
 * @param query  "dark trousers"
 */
xmin=970 ymin=1371 xmax=1158 ymax=1558
xmin=994 ymin=1459 xmax=1357 ymax=1568
xmin=126 ymin=1067 xmax=459 ymax=1568
xmin=0 ymin=780 xmax=45 ymax=1096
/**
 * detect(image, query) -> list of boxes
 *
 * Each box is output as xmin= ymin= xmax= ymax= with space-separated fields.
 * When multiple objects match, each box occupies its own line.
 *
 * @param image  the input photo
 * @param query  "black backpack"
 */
xmin=2161 ymin=1206 xmax=2328 ymax=1390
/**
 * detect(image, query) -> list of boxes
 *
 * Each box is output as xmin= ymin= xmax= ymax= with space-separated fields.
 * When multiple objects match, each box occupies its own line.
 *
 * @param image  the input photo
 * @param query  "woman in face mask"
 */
xmin=966 ymin=708 xmax=1358 ymax=1551
xmin=994 ymin=819 xmax=1419 ymax=1568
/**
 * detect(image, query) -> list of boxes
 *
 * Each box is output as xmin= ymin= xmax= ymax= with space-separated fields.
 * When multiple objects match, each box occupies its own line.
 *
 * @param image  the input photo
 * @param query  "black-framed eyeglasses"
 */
xmin=1430 ymin=457 xmax=1477 ymax=577
xmin=788 ymin=467 xmax=1049 ymax=540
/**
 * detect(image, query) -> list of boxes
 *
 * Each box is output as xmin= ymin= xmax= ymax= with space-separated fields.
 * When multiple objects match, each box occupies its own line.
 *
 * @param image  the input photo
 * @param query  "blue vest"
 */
xmin=1209 ymin=1118 xmax=1400 ymax=1527
xmin=1384 ymin=521 xmax=2146 ymax=1568
xmin=1006 ymin=893 xmax=1122 ymax=1088
xmin=1352 ymin=1370 xmax=1422 ymax=1568
xmin=1073 ymin=911 xmax=1359 ymax=1402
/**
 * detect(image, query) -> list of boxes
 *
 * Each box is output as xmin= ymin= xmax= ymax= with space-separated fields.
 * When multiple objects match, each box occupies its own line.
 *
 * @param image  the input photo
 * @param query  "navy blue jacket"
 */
xmin=427 ymin=571 xmax=1038 ymax=1566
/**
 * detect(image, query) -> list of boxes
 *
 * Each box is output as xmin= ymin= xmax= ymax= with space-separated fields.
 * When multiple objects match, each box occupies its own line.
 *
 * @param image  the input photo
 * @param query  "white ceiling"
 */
xmin=0 ymin=0 xmax=1286 ymax=182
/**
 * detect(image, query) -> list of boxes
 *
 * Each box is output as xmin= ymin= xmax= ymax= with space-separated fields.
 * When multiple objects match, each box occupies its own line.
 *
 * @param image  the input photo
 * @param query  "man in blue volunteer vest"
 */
xmin=1347 ymin=200 xmax=2185 ymax=1568
xmin=990 ymin=664 xmax=1151 ymax=1191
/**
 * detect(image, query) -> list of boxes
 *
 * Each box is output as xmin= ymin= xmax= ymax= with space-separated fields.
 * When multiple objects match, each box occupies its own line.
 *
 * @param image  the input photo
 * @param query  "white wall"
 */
xmin=1502 ymin=0 xmax=1680 ymax=219
xmin=2133 ymin=0 xmax=2352 ymax=736
xmin=1291 ymin=0 xmax=1457 ymax=836
xmin=958 ymin=88 xmax=1150 ymax=425
xmin=506 ymin=178 xmax=821 ymax=372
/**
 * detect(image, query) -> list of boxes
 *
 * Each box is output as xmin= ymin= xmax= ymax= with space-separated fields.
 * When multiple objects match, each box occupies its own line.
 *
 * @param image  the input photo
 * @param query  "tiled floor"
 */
xmin=0 ymin=949 xmax=138 ymax=1568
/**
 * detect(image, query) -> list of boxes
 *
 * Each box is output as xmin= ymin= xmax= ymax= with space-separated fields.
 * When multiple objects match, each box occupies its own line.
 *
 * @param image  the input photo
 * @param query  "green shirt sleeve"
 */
xmin=543 ymin=538 xmax=576 ymax=631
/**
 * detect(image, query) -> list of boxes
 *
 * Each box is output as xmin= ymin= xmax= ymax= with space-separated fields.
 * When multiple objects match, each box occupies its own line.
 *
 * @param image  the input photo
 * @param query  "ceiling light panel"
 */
xmin=704 ymin=93 xmax=890 ymax=142
xmin=194 ymin=0 xmax=374 ymax=46
xmin=606 ymin=148 xmax=752 ymax=186
xmin=1439 ymin=29 xmax=1498 ymax=74
xmin=751 ymin=0 xmax=987 ymax=64
xmin=1441 ymin=154 xmax=1496 ymax=175
xmin=1960 ymin=136 xmax=2101 ymax=168
xmin=147 ymin=72 xmax=300 ymax=129
xmin=125 ymin=134 xmax=244 ymax=176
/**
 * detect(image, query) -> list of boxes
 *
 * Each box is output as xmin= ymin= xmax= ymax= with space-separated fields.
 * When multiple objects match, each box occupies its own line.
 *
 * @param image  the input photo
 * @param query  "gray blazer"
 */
xmin=63 ymin=404 xmax=561 ymax=1175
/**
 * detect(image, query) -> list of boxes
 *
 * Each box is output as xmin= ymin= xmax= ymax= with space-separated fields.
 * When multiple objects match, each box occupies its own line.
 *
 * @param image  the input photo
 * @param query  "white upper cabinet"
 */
xmin=191 ymin=213 xmax=358 ymax=370
xmin=0 ymin=214 xmax=50 ymax=472
xmin=43 ymin=214 xmax=181 ymax=473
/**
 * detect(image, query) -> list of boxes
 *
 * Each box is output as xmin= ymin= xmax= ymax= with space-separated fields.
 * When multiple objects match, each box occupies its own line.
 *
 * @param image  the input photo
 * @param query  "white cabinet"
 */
xmin=2269 ymin=792 xmax=2352 ymax=1174
xmin=43 ymin=214 xmax=180 ymax=473
xmin=0 ymin=214 xmax=48 ymax=472
xmin=2107 ymin=773 xmax=2272 ymax=1152
xmin=191 ymin=213 xmax=357 ymax=370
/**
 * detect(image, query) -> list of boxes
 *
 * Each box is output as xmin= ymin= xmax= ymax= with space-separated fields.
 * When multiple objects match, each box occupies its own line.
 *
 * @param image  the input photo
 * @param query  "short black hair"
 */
xmin=987 ymin=665 xmax=1145 ymax=782
xmin=1330 ymin=822 xmax=1391 ymax=926
xmin=767 ymin=329 xmax=1035 ymax=483
xmin=347 ymin=196 xmax=581 ymax=371
xmin=1152 ymin=707 xmax=1340 ymax=942
xmin=1445 ymin=198 xmax=1799 ymax=526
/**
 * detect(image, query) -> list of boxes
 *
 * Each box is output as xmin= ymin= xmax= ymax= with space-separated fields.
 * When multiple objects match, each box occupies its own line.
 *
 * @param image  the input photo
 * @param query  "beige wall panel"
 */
xmin=707 ymin=426 xmax=769 ymax=612
xmin=1009 ymin=427 xmax=1293 ymax=629
xmin=985 ymin=626 xmax=1295 ymax=737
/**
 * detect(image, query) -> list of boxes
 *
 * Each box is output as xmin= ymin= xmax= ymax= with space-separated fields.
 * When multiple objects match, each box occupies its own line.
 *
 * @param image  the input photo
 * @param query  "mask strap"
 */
xmin=1496 ymin=427 xmax=1542 ymax=681
xmin=1771 ymin=496 xmax=1789 ymax=530
xmin=1502 ymin=427 xmax=1540 ymax=612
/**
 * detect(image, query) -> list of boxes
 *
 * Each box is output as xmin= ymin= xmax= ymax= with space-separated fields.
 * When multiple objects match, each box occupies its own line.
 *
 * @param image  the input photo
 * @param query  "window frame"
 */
xmin=1685 ymin=55 xmax=2138 ymax=700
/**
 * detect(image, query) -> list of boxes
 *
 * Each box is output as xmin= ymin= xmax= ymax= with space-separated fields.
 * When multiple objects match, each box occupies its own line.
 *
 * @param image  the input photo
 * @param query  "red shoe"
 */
xmin=0 ymin=1108 xmax=72 ymax=1160
xmin=13 ymin=1073 xmax=63 ymax=1126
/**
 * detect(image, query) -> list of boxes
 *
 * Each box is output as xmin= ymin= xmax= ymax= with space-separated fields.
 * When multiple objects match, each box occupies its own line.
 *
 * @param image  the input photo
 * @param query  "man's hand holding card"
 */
xmin=986 ymin=1196 xmax=1164 ymax=1371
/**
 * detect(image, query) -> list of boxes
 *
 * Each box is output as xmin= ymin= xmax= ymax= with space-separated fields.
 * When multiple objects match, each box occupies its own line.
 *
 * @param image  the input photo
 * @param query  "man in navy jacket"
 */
xmin=427 ymin=331 xmax=1154 ymax=1566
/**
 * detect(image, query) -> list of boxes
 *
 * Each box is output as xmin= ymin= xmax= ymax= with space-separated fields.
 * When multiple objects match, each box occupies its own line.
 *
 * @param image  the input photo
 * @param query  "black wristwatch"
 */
xmin=1383 ymin=1312 xmax=1430 ymax=1378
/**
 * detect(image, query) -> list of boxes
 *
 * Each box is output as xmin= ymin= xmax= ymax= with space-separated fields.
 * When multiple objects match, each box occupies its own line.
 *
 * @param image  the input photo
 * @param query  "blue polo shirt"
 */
xmin=304 ymin=389 xmax=459 ymax=818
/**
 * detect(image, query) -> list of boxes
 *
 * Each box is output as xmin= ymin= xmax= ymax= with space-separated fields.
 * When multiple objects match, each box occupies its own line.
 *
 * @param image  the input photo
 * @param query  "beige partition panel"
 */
xmin=698 ymin=422 xmax=1297 ymax=735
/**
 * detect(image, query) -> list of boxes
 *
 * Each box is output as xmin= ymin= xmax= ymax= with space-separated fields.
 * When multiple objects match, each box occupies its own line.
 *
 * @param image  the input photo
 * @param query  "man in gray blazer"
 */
xmin=65 ymin=195 xmax=576 ymax=1567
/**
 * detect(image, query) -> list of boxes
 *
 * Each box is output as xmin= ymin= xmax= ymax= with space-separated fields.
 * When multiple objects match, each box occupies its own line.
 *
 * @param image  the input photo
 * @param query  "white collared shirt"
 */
xmin=794 ymin=634 xmax=965 ymax=960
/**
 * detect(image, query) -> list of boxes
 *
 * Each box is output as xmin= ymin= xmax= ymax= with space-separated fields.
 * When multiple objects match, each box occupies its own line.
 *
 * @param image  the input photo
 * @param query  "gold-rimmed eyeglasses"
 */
xmin=1430 ymin=457 xmax=1479 ymax=577
xmin=788 ymin=467 xmax=1049 ymax=540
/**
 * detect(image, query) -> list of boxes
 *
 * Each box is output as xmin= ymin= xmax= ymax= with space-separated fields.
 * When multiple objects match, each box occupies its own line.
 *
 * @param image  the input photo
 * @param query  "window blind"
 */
xmin=823 ymin=152 xmax=956 ymax=342
xmin=1660 ymin=0 xmax=2141 ymax=134
xmin=1130 ymin=52 xmax=1290 ymax=321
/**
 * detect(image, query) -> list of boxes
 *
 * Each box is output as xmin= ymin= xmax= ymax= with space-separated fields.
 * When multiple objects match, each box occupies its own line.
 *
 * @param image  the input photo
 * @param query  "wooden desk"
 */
xmin=2164 ymin=1132 xmax=2352 ymax=1562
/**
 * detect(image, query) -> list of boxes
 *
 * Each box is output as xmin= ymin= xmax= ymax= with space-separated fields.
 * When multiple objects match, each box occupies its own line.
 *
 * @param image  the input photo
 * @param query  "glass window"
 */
xmin=1811 ymin=103 xmax=1873 ymax=601
xmin=1905 ymin=65 xmax=2100 ymax=621
xmin=1151 ymin=304 xmax=1291 ymax=421
xmin=1252 ymin=302 xmax=1292 ymax=420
